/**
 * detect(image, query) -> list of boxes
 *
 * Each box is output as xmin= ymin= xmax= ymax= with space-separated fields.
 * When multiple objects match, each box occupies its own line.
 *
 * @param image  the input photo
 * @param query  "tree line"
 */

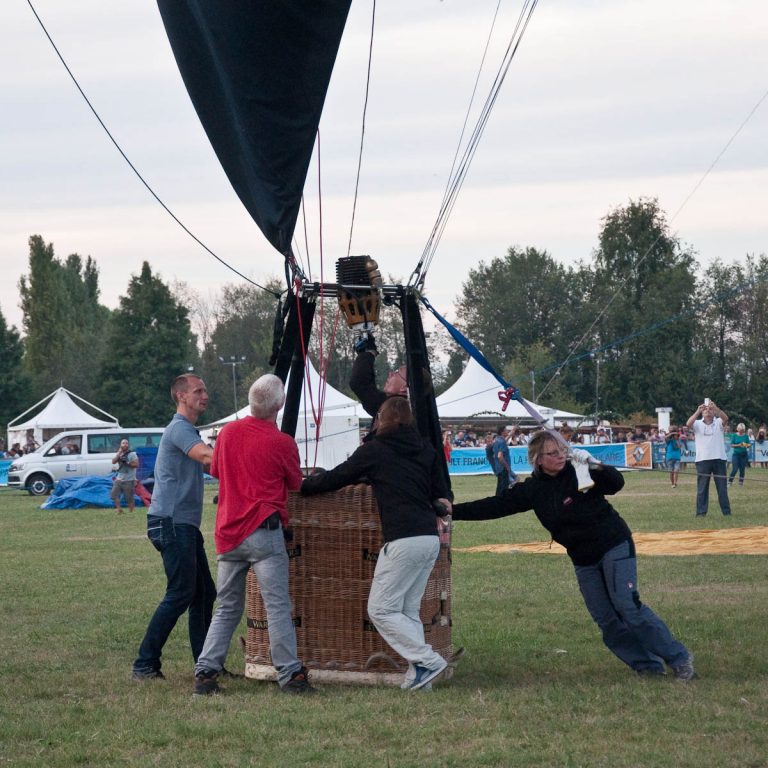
xmin=1 ymin=199 xmax=767 ymax=430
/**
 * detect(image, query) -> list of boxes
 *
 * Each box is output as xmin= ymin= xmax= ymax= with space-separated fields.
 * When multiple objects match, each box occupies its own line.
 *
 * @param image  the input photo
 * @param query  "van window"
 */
xmin=137 ymin=434 xmax=163 ymax=449
xmin=46 ymin=435 xmax=82 ymax=456
xmin=87 ymin=432 xmax=163 ymax=454
xmin=88 ymin=434 xmax=122 ymax=454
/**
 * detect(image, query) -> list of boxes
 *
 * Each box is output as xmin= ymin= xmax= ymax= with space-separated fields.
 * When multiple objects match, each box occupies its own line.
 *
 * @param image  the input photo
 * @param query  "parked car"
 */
xmin=7 ymin=428 xmax=164 ymax=496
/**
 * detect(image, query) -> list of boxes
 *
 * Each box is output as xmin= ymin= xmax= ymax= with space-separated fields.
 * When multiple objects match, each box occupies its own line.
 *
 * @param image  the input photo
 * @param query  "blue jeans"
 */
xmin=695 ymin=459 xmax=731 ymax=515
xmin=133 ymin=516 xmax=216 ymax=674
xmin=195 ymin=526 xmax=301 ymax=686
xmin=495 ymin=470 xmax=510 ymax=497
xmin=574 ymin=541 xmax=689 ymax=673
xmin=729 ymin=453 xmax=747 ymax=483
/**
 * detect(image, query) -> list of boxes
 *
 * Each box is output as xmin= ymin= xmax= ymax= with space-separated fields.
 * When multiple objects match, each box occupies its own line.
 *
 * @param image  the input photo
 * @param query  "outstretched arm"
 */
xmin=452 ymin=483 xmax=532 ymax=521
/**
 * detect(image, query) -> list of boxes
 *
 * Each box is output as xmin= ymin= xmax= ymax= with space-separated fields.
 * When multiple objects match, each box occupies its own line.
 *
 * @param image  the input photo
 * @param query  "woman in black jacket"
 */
xmin=301 ymin=396 xmax=452 ymax=690
xmin=452 ymin=430 xmax=695 ymax=680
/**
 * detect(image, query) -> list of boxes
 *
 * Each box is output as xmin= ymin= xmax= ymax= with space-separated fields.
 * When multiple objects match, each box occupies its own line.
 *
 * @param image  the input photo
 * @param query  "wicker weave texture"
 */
xmin=245 ymin=484 xmax=452 ymax=674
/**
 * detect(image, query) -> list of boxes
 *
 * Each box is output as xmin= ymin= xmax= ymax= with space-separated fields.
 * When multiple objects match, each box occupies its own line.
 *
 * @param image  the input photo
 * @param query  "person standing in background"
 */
xmin=665 ymin=427 xmax=683 ymax=488
xmin=728 ymin=423 xmax=750 ymax=487
xmin=492 ymin=426 xmax=516 ymax=495
xmin=686 ymin=401 xmax=731 ymax=517
xmin=111 ymin=438 xmax=138 ymax=514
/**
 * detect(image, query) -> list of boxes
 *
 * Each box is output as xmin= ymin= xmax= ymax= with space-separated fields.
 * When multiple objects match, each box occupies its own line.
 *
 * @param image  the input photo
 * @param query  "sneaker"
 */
xmin=281 ymin=666 xmax=316 ymax=695
xmin=193 ymin=669 xmax=221 ymax=696
xmin=131 ymin=668 xmax=165 ymax=681
xmin=400 ymin=665 xmax=432 ymax=691
xmin=671 ymin=653 xmax=696 ymax=681
xmin=407 ymin=660 xmax=448 ymax=691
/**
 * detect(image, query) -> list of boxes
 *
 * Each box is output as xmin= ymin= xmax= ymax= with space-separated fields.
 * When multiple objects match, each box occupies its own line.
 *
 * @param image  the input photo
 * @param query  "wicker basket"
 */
xmin=245 ymin=484 xmax=453 ymax=685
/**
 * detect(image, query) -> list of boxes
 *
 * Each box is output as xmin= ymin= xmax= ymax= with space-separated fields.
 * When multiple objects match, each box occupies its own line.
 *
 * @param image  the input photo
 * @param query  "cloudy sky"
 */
xmin=2 ymin=0 xmax=767 ymax=333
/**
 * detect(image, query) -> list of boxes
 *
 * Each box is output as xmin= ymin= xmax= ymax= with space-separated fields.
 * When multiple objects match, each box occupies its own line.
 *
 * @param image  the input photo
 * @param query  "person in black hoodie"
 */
xmin=301 ymin=396 xmax=452 ymax=690
xmin=452 ymin=430 xmax=696 ymax=680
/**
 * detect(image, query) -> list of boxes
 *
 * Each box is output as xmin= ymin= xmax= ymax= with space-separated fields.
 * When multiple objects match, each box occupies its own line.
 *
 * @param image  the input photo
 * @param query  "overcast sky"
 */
xmin=2 ymin=0 xmax=767 ymax=334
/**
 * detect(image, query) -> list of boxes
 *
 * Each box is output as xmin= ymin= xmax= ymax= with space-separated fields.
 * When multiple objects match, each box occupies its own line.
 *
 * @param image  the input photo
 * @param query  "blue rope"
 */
xmin=420 ymin=296 xmax=511 ymax=388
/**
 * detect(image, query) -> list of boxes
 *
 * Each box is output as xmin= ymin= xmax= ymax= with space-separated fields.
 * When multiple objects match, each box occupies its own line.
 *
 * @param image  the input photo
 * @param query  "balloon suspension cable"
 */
xmin=412 ymin=0 xmax=540 ymax=289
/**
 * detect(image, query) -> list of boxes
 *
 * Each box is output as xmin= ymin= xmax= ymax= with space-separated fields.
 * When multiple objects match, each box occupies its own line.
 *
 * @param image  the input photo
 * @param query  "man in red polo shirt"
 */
xmin=193 ymin=374 xmax=314 ymax=696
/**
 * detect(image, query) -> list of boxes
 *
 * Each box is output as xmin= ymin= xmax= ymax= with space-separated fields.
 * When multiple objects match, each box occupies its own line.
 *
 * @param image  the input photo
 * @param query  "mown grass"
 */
xmin=0 ymin=468 xmax=766 ymax=768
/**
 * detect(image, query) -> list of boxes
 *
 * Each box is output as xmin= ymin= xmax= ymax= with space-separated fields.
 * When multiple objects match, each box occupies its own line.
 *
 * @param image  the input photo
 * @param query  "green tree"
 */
xmin=696 ymin=255 xmax=768 ymax=424
xmin=454 ymin=247 xmax=578 ymax=372
xmin=587 ymin=198 xmax=699 ymax=417
xmin=98 ymin=262 xmax=196 ymax=425
xmin=200 ymin=281 xmax=284 ymax=420
xmin=18 ymin=235 xmax=110 ymax=400
xmin=0 ymin=305 xmax=29 ymax=429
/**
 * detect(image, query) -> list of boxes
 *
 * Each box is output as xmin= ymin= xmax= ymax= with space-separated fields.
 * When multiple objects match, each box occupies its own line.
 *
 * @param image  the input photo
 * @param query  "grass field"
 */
xmin=1 ymin=468 xmax=766 ymax=767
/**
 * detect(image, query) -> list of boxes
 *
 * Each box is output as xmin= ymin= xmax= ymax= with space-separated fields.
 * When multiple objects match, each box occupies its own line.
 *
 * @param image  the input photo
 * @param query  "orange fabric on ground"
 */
xmin=456 ymin=526 xmax=768 ymax=556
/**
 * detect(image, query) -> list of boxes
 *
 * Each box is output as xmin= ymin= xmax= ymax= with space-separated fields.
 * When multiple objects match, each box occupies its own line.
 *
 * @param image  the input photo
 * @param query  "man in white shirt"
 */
xmin=686 ymin=401 xmax=731 ymax=517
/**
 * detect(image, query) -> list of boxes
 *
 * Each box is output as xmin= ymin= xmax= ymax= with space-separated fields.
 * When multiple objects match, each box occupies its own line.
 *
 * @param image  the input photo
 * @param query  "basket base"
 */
xmin=244 ymin=662 xmax=455 ymax=688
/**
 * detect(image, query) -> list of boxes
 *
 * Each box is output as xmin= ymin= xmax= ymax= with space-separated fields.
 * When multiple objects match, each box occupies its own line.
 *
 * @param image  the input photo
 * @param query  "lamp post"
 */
xmin=219 ymin=355 xmax=246 ymax=417
xmin=596 ymin=357 xmax=600 ymax=418
xmin=591 ymin=354 xmax=601 ymax=421
xmin=530 ymin=370 xmax=536 ymax=402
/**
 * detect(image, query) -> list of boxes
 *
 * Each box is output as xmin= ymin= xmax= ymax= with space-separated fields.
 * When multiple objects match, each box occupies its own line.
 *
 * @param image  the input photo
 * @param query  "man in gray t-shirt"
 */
xmin=149 ymin=415 xmax=206 ymax=527
xmin=110 ymin=438 xmax=138 ymax=514
xmin=132 ymin=374 xmax=216 ymax=680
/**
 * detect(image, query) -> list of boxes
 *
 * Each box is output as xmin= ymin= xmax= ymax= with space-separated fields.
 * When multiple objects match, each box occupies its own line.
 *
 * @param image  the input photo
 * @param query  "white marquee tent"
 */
xmin=6 ymin=387 xmax=119 ymax=449
xmin=435 ymin=358 xmax=583 ymax=425
xmin=201 ymin=359 xmax=364 ymax=470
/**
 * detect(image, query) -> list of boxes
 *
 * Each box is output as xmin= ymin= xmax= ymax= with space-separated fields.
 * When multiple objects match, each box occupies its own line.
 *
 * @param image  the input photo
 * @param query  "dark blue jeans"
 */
xmin=133 ymin=516 xmax=216 ymax=674
xmin=574 ymin=540 xmax=689 ymax=673
xmin=695 ymin=459 xmax=731 ymax=516
xmin=729 ymin=453 xmax=748 ymax=483
xmin=495 ymin=469 xmax=509 ymax=497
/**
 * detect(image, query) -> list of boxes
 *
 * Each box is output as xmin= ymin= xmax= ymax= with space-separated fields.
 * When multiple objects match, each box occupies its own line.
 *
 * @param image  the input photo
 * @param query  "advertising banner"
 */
xmin=447 ymin=436 xmax=764 ymax=476
xmin=447 ymin=442 xmax=652 ymax=476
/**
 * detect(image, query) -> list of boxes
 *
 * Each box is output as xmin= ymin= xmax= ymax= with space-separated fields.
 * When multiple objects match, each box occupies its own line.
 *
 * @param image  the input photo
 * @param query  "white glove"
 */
xmin=569 ymin=448 xmax=595 ymax=465
xmin=569 ymin=449 xmax=600 ymax=491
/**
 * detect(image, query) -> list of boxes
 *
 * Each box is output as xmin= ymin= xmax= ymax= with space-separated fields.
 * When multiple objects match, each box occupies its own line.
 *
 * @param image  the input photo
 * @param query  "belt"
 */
xmin=258 ymin=511 xmax=282 ymax=530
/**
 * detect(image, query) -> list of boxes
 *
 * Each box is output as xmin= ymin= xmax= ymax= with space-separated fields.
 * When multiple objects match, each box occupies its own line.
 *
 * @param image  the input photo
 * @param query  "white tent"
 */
xmin=435 ymin=358 xmax=583 ymax=425
xmin=7 ymin=388 xmax=119 ymax=449
xmin=201 ymin=360 xmax=364 ymax=470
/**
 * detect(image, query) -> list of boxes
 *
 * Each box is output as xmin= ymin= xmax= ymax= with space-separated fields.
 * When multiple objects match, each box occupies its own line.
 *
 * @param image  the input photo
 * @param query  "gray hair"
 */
xmin=248 ymin=374 xmax=285 ymax=419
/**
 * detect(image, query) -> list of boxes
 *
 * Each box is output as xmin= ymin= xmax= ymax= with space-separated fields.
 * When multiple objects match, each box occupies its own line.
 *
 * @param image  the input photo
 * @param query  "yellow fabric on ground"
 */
xmin=455 ymin=526 xmax=768 ymax=556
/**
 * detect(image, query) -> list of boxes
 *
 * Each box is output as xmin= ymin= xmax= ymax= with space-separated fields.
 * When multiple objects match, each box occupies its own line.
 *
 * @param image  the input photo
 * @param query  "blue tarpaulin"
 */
xmin=41 ymin=476 xmax=146 ymax=510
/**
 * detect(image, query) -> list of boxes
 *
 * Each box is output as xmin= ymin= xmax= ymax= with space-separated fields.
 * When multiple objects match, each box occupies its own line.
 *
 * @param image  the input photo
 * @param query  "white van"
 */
xmin=7 ymin=427 xmax=164 ymax=496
